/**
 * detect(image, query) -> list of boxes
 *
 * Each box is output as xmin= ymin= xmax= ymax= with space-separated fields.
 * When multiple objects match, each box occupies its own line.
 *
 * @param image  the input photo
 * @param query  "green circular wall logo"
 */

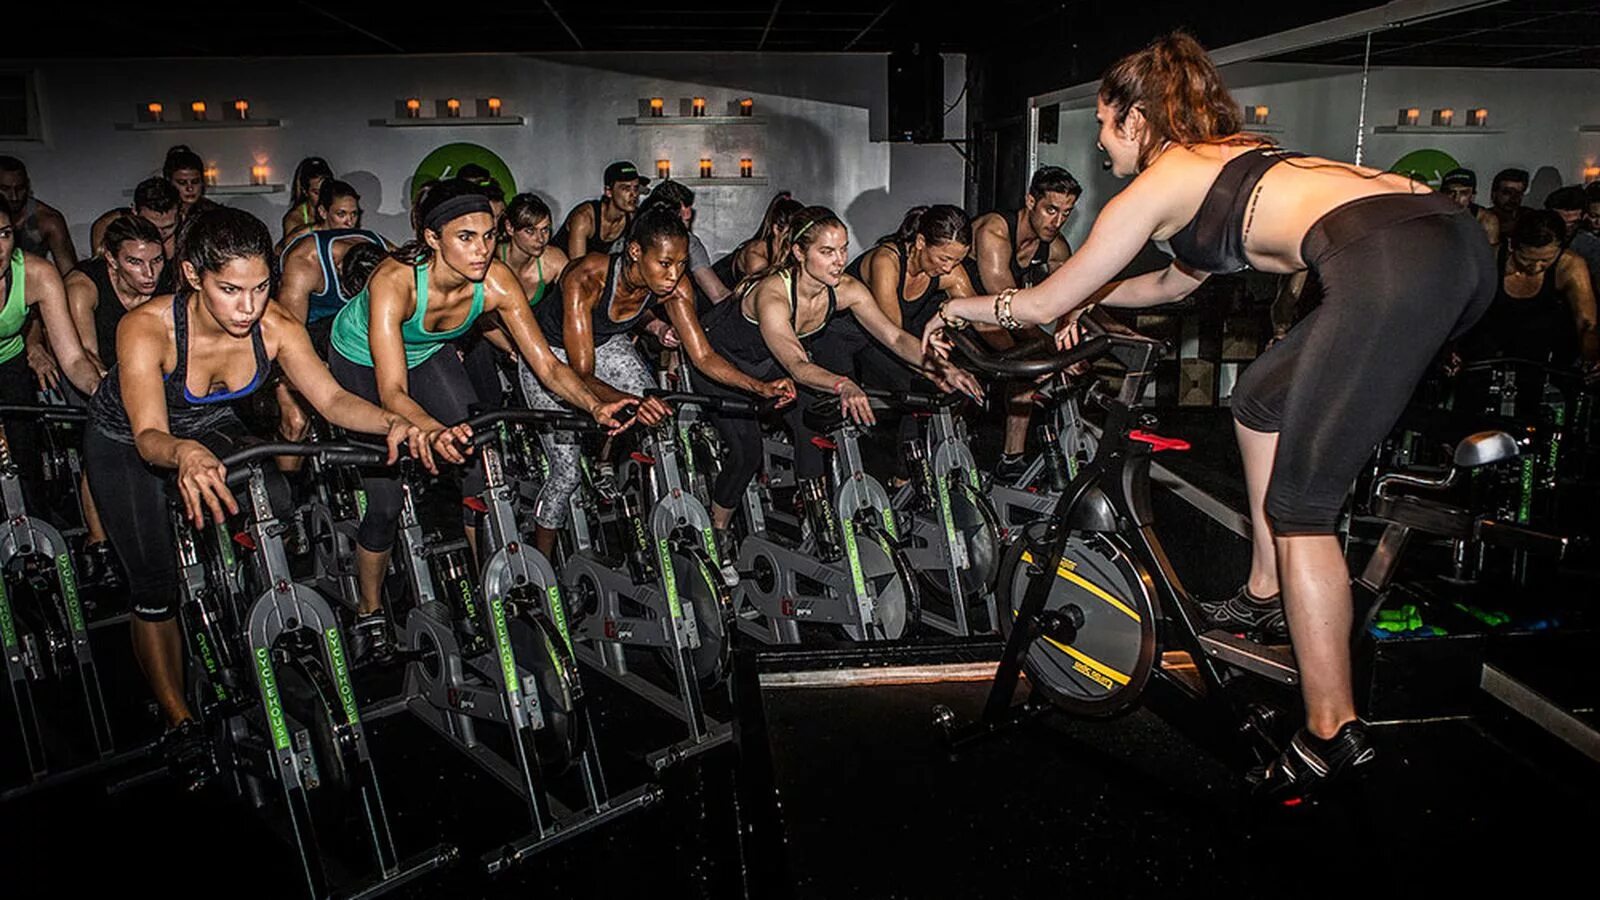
xmin=1389 ymin=149 xmax=1461 ymax=188
xmin=411 ymin=143 xmax=517 ymax=202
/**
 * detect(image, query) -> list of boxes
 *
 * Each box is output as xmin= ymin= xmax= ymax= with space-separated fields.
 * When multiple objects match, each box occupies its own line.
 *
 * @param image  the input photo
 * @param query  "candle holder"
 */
xmin=1431 ymin=108 xmax=1454 ymax=127
xmin=691 ymin=97 xmax=706 ymax=118
xmin=444 ymin=98 xmax=462 ymax=118
xmin=1585 ymin=165 xmax=1600 ymax=184
xmin=649 ymin=97 xmax=665 ymax=118
xmin=1398 ymin=107 xmax=1420 ymax=127
xmin=203 ymin=165 xmax=219 ymax=187
xmin=230 ymin=99 xmax=249 ymax=121
xmin=1245 ymin=105 xmax=1269 ymax=125
xmin=699 ymin=158 xmax=712 ymax=178
xmin=740 ymin=157 xmax=753 ymax=178
xmin=189 ymin=101 xmax=207 ymax=122
xmin=1468 ymin=108 xmax=1488 ymax=127
xmin=143 ymin=102 xmax=164 ymax=123
xmin=251 ymin=165 xmax=268 ymax=186
xmin=739 ymin=98 xmax=755 ymax=117
xmin=405 ymin=98 xmax=422 ymax=119
xmin=656 ymin=159 xmax=671 ymax=179
xmin=485 ymin=97 xmax=502 ymax=118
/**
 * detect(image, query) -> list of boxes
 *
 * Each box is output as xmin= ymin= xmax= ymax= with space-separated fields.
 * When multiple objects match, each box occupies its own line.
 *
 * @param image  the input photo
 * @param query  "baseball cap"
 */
xmin=604 ymin=161 xmax=649 ymax=188
xmin=1441 ymin=168 xmax=1476 ymax=190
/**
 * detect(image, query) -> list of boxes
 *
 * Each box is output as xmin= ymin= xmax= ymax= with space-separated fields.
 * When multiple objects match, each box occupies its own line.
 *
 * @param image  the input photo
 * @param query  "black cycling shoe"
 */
xmin=994 ymin=453 xmax=1029 ymax=486
xmin=1248 ymin=720 xmax=1376 ymax=805
xmin=162 ymin=719 xmax=216 ymax=792
xmin=350 ymin=610 xmax=394 ymax=664
xmin=1199 ymin=585 xmax=1290 ymax=642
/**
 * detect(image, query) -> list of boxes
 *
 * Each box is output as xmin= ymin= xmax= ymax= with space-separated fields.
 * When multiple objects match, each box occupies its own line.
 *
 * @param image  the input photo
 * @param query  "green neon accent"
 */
xmin=324 ymin=627 xmax=360 ymax=725
xmin=1518 ymin=457 xmax=1534 ymax=524
xmin=255 ymin=647 xmax=290 ymax=751
xmin=937 ymin=473 xmax=960 ymax=566
xmin=458 ymin=578 xmax=479 ymax=622
xmin=195 ymin=632 xmax=227 ymax=701
xmin=489 ymin=596 xmax=521 ymax=699
xmin=217 ymin=523 xmax=236 ymax=570
xmin=680 ymin=424 xmax=697 ymax=481
xmin=0 ymin=577 xmax=15 ymax=650
xmin=546 ymin=584 xmax=573 ymax=654
xmin=881 ymin=505 xmax=899 ymax=542
xmin=657 ymin=537 xmax=682 ymax=619
xmin=355 ymin=489 xmax=368 ymax=518
xmin=966 ymin=466 xmax=981 ymax=492
xmin=841 ymin=516 xmax=868 ymax=603
xmin=702 ymin=527 xmax=720 ymax=568
xmin=56 ymin=554 xmax=84 ymax=634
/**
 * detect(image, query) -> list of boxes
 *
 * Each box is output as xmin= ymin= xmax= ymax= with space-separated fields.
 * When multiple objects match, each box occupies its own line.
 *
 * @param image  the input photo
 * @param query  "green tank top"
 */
xmin=329 ymin=261 xmax=485 ymax=368
xmin=0 ymin=250 xmax=28 ymax=365
xmin=500 ymin=244 xmax=548 ymax=306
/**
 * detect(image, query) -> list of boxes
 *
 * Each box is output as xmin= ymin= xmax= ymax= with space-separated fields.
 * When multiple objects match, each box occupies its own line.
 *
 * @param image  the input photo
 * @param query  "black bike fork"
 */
xmin=0 ymin=573 xmax=47 ymax=778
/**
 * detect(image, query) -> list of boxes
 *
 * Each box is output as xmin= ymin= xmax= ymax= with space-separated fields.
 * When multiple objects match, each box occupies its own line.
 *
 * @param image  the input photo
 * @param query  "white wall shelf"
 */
xmin=1579 ymin=125 xmax=1600 ymax=133
xmin=114 ymin=119 xmax=283 ymax=132
xmin=667 ymin=177 xmax=770 ymax=187
xmin=618 ymin=116 xmax=767 ymax=127
xmin=1371 ymin=125 xmax=1504 ymax=135
xmin=124 ymin=183 xmax=285 ymax=196
xmin=368 ymin=116 xmax=527 ymax=128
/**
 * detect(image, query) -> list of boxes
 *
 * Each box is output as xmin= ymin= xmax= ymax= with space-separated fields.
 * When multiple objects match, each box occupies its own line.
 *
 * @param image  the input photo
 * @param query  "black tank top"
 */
xmin=552 ymin=199 xmax=631 ymax=257
xmin=1464 ymin=243 xmax=1576 ymax=366
xmin=89 ymin=293 xmax=272 ymax=444
xmin=703 ymin=269 xmax=837 ymax=373
xmin=844 ymin=242 xmax=947 ymax=334
xmin=74 ymin=258 xmax=134 ymax=369
xmin=1166 ymin=146 xmax=1308 ymax=274
xmin=534 ymin=253 xmax=662 ymax=350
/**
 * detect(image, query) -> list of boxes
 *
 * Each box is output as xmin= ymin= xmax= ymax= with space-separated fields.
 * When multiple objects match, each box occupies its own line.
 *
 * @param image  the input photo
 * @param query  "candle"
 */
xmin=405 ymin=97 xmax=421 ymax=118
xmin=1432 ymin=108 xmax=1454 ymax=127
xmin=1250 ymin=105 xmax=1269 ymax=125
xmin=699 ymin=158 xmax=712 ymax=178
xmin=1469 ymin=108 xmax=1488 ymax=127
xmin=147 ymin=102 xmax=164 ymax=122
xmin=739 ymin=98 xmax=755 ymax=117
xmin=692 ymin=97 xmax=706 ymax=118
xmin=446 ymin=98 xmax=461 ymax=117
xmin=1399 ymin=107 xmax=1419 ymax=127
xmin=203 ymin=165 xmax=219 ymax=187
xmin=656 ymin=159 xmax=671 ymax=179
xmin=251 ymin=165 xmax=268 ymax=186
xmin=232 ymin=99 xmax=249 ymax=120
xmin=1585 ymin=165 xmax=1600 ymax=183
xmin=649 ymin=97 xmax=665 ymax=117
xmin=190 ymin=101 xmax=207 ymax=121
xmin=487 ymin=97 xmax=502 ymax=117
xmin=740 ymin=157 xmax=753 ymax=178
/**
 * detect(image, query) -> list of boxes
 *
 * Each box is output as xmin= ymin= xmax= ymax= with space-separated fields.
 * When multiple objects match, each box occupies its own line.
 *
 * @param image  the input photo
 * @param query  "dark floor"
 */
xmin=3 ymin=407 xmax=1597 ymax=899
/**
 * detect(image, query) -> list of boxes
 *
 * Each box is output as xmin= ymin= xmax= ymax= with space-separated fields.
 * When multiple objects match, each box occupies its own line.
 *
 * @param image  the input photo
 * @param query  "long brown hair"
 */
xmin=1099 ymin=31 xmax=1250 ymax=171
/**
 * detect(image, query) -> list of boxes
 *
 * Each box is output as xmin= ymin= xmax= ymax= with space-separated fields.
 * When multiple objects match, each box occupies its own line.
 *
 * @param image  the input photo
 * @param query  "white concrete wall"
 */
xmin=1035 ymin=62 xmax=1600 ymax=251
xmin=2 ymin=51 xmax=968 ymax=260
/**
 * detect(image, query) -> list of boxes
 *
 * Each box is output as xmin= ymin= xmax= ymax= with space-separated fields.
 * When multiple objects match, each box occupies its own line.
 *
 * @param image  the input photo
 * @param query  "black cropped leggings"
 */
xmin=330 ymin=348 xmax=485 ymax=552
xmin=1230 ymin=194 xmax=1496 ymax=534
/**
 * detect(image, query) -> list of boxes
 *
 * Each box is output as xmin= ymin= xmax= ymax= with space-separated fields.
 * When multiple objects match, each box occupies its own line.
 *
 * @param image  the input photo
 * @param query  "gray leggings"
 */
xmin=518 ymin=334 xmax=654 ymax=528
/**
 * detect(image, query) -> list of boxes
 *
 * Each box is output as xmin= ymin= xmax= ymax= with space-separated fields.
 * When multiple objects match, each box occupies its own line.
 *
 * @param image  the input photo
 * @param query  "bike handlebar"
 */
xmin=221 ymin=442 xmax=390 ymax=487
xmin=0 ymin=404 xmax=89 ymax=424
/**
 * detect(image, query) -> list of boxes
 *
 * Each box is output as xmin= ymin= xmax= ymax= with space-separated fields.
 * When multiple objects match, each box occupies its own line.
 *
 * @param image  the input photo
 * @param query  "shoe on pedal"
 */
xmin=1248 ymin=720 xmax=1376 ymax=805
xmin=994 ymin=453 xmax=1029 ymax=486
xmin=161 ymin=719 xmax=216 ymax=792
xmin=350 ymin=610 xmax=394 ymax=664
xmin=1199 ymin=586 xmax=1289 ymax=642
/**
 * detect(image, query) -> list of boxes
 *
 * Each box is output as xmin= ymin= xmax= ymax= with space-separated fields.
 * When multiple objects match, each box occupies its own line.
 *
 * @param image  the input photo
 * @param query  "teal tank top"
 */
xmin=330 ymin=261 xmax=485 ymax=368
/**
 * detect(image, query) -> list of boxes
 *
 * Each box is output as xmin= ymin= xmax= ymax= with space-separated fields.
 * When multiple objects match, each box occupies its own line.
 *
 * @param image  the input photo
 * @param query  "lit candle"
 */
xmin=203 ymin=165 xmax=219 ymax=187
xmin=740 ymin=157 xmax=753 ymax=178
xmin=656 ymin=159 xmax=671 ymax=179
xmin=739 ymin=98 xmax=755 ymax=117
xmin=1469 ymin=108 xmax=1488 ymax=127
xmin=649 ymin=97 xmax=665 ymax=117
xmin=405 ymin=98 xmax=421 ymax=118
xmin=1585 ymin=165 xmax=1600 ymax=183
xmin=251 ymin=165 xmax=268 ymax=186
xmin=233 ymin=99 xmax=249 ymax=120
xmin=1400 ymin=107 xmax=1419 ymax=127
xmin=147 ymin=102 xmax=164 ymax=122
xmin=446 ymin=98 xmax=461 ymax=118
xmin=190 ymin=101 xmax=207 ymax=121
xmin=1252 ymin=105 xmax=1269 ymax=124
xmin=1432 ymin=108 xmax=1454 ymax=127
xmin=692 ymin=97 xmax=706 ymax=118
xmin=699 ymin=158 xmax=712 ymax=178
xmin=487 ymin=97 xmax=502 ymax=117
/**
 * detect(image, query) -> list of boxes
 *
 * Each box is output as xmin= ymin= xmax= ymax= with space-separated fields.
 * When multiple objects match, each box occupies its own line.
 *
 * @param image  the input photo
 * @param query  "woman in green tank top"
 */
xmin=500 ymin=193 xmax=571 ymax=307
xmin=326 ymin=179 xmax=652 ymax=654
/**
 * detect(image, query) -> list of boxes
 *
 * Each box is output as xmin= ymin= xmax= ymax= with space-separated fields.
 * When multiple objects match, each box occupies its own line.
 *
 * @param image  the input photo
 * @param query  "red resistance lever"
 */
xmin=232 ymin=532 xmax=257 ymax=551
xmin=630 ymin=451 xmax=656 ymax=466
xmin=462 ymin=496 xmax=490 ymax=514
xmin=810 ymin=436 xmax=837 ymax=451
xmin=1128 ymin=430 xmax=1191 ymax=452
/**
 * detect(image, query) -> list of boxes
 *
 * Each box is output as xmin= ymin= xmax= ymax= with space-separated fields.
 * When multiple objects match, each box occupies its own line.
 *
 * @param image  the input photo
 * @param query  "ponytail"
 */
xmin=1098 ymin=31 xmax=1248 ymax=171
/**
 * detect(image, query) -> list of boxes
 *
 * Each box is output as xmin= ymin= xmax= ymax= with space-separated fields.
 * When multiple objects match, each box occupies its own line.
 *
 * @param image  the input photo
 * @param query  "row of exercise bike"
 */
xmin=1 ymin=322 xmax=1574 ymax=898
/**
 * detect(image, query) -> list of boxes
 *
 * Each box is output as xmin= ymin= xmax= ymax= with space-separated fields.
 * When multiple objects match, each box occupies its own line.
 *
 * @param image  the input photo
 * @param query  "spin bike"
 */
xmin=175 ymin=441 xmax=456 ymax=899
xmin=394 ymin=409 xmax=660 ymax=874
xmin=563 ymin=392 xmax=771 ymax=769
xmin=932 ymin=328 xmax=1528 ymax=757
xmin=987 ymin=367 xmax=1101 ymax=533
xmin=734 ymin=394 xmax=920 ymax=643
xmin=0 ymin=405 xmax=113 ymax=789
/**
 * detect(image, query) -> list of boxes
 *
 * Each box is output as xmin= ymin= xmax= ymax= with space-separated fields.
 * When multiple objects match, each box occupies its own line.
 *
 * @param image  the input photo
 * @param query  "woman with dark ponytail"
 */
xmin=82 ymin=206 xmax=435 ymax=786
xmin=281 ymin=156 xmax=334 ymax=242
xmin=924 ymin=31 xmax=1497 ymax=801
xmin=327 ymin=178 xmax=640 ymax=654
xmin=163 ymin=145 xmax=216 ymax=221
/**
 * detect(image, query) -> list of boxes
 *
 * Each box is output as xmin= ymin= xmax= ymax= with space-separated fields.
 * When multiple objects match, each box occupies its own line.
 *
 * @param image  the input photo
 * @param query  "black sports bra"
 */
xmin=1166 ymin=146 xmax=1306 ymax=274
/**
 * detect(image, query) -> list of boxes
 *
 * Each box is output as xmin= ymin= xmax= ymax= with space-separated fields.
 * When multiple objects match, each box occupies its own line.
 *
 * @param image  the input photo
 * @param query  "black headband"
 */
xmin=423 ymin=193 xmax=494 ymax=235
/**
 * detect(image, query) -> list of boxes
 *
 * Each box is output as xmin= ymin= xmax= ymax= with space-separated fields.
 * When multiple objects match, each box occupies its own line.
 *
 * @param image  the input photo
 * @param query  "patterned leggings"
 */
xmin=518 ymin=334 xmax=655 ymax=528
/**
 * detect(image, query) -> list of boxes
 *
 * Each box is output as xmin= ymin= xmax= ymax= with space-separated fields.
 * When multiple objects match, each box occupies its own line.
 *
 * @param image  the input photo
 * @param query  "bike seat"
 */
xmin=1452 ymin=430 xmax=1519 ymax=469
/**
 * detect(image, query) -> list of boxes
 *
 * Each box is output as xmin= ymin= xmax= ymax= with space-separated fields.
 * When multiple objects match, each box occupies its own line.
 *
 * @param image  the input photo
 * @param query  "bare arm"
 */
xmin=275 ymin=242 xmax=322 ymax=324
xmin=692 ymin=266 xmax=733 ymax=305
xmin=25 ymin=255 xmax=100 ymax=394
xmin=863 ymin=247 xmax=904 ymax=329
xmin=563 ymin=206 xmax=594 ymax=259
xmin=838 ymin=276 xmax=924 ymax=367
xmin=664 ymin=287 xmax=790 ymax=400
xmin=753 ymin=282 xmax=844 ymax=394
xmin=367 ymin=266 xmax=445 ymax=431
xmin=40 ymin=209 xmax=76 ymax=276
xmin=554 ymin=260 xmax=628 ymax=404
xmin=64 ymin=269 xmax=106 ymax=369
xmin=973 ymin=218 xmax=1018 ymax=294
xmin=1097 ymin=262 xmax=1208 ymax=308
xmin=1556 ymin=253 xmax=1598 ymax=366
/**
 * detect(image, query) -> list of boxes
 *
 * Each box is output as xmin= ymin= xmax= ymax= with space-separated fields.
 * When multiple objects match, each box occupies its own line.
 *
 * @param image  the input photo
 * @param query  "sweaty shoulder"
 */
xmin=834 ymin=272 xmax=872 ymax=308
xmin=482 ymin=259 xmax=526 ymax=306
xmin=282 ymin=233 xmax=320 ymax=270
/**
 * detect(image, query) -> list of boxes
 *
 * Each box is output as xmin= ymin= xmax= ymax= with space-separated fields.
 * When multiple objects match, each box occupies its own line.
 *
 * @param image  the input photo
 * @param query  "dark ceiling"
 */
xmin=1271 ymin=0 xmax=1600 ymax=68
